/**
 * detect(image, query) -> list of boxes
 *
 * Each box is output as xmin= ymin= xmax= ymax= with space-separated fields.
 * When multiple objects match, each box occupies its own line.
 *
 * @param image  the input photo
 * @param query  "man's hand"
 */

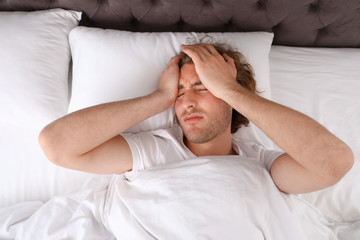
xmin=157 ymin=54 xmax=183 ymax=107
xmin=180 ymin=43 xmax=238 ymax=99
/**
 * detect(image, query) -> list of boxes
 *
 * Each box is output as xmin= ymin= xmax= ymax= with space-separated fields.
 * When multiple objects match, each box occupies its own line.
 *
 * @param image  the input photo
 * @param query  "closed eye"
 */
xmin=177 ymin=88 xmax=207 ymax=99
xmin=197 ymin=88 xmax=208 ymax=92
xmin=177 ymin=92 xmax=184 ymax=98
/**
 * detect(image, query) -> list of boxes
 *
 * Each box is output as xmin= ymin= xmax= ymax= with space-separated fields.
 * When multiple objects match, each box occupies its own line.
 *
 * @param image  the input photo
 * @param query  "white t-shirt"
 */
xmin=121 ymin=124 xmax=283 ymax=173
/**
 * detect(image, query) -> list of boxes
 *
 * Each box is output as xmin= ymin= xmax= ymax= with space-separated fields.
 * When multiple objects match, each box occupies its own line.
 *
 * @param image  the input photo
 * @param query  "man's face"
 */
xmin=174 ymin=63 xmax=232 ymax=144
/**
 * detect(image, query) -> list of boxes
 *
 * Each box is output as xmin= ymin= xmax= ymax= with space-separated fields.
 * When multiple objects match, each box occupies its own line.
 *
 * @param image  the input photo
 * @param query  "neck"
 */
xmin=185 ymin=130 xmax=236 ymax=156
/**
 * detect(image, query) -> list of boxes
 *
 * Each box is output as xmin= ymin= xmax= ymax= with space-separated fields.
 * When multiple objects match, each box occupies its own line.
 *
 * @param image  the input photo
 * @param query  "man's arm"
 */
xmin=221 ymin=87 xmax=353 ymax=194
xmin=38 ymin=55 xmax=181 ymax=174
xmin=181 ymin=44 xmax=354 ymax=194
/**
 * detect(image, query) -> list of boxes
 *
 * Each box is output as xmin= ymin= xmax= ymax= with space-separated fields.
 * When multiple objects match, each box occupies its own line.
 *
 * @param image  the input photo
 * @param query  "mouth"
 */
xmin=183 ymin=114 xmax=203 ymax=123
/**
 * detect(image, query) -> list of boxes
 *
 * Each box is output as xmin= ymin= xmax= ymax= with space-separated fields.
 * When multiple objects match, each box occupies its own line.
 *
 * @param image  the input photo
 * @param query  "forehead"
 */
xmin=179 ymin=64 xmax=200 ymax=87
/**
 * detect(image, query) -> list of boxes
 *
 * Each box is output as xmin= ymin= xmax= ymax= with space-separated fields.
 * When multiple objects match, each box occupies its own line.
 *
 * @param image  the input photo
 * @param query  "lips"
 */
xmin=183 ymin=114 xmax=203 ymax=123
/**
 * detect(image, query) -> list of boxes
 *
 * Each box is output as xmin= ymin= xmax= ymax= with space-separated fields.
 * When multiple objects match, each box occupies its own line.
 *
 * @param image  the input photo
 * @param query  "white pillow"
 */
xmin=0 ymin=9 xmax=81 ymax=129
xmin=0 ymin=9 xmax=84 ymax=208
xmin=69 ymin=27 xmax=274 ymax=146
xmin=270 ymin=45 xmax=360 ymax=222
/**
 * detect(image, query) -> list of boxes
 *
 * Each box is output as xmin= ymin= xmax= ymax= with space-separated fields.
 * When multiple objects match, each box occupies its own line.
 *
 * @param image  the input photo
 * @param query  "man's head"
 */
xmin=175 ymin=63 xmax=233 ymax=144
xmin=175 ymin=43 xmax=258 ymax=141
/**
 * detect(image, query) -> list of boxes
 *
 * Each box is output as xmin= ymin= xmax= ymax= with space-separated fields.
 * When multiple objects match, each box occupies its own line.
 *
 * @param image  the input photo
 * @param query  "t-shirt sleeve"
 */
xmin=121 ymin=130 xmax=182 ymax=172
xmin=241 ymin=141 xmax=284 ymax=171
xmin=259 ymin=147 xmax=284 ymax=172
xmin=121 ymin=131 xmax=159 ymax=172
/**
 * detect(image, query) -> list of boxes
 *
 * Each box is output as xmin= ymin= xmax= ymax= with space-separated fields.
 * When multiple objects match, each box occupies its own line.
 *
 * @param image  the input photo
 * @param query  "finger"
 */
xmin=193 ymin=43 xmax=213 ymax=57
xmin=182 ymin=43 xmax=216 ymax=59
xmin=223 ymin=53 xmax=235 ymax=67
xmin=167 ymin=55 xmax=182 ymax=68
xmin=180 ymin=44 xmax=203 ymax=63
xmin=202 ymin=44 xmax=220 ymax=56
xmin=170 ymin=54 xmax=182 ymax=63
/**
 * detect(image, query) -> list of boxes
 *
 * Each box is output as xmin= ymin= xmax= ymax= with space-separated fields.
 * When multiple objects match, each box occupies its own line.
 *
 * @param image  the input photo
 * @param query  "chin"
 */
xmin=184 ymin=129 xmax=215 ymax=144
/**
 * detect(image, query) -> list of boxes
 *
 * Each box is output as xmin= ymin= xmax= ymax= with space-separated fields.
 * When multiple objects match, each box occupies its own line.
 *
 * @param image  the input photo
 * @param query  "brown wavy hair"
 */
xmin=179 ymin=43 xmax=259 ymax=133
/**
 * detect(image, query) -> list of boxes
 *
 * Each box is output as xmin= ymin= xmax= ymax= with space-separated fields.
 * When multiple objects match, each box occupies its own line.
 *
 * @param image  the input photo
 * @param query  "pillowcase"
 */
xmin=270 ymin=45 xmax=360 ymax=222
xmin=69 ymin=27 xmax=274 ymax=147
xmin=0 ymin=9 xmax=81 ymax=129
xmin=0 ymin=9 xmax=82 ymax=208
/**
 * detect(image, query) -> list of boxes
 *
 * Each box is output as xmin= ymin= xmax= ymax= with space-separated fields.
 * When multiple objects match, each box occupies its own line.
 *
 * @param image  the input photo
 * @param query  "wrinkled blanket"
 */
xmin=0 ymin=156 xmax=356 ymax=239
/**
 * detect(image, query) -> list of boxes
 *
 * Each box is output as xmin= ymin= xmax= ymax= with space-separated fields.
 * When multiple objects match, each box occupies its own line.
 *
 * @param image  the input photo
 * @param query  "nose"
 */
xmin=182 ymin=90 xmax=197 ymax=110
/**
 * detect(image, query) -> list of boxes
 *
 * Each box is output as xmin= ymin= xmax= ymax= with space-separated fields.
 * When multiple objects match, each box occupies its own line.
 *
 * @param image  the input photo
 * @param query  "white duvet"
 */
xmin=0 ymin=156 xmax=352 ymax=239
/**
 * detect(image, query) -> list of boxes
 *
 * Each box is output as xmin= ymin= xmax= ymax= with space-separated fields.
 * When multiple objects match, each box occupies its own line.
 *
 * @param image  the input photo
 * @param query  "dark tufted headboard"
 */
xmin=1 ymin=0 xmax=360 ymax=47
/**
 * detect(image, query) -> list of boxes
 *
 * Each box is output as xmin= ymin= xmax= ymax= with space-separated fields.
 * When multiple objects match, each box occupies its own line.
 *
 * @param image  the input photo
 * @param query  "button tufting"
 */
xmin=202 ymin=0 xmax=212 ymax=6
xmin=131 ymin=17 xmax=139 ymax=25
xmin=272 ymin=23 xmax=281 ymax=32
xmin=224 ymin=19 xmax=235 ymax=31
xmin=309 ymin=0 xmax=321 ymax=13
xmin=176 ymin=18 xmax=186 ymax=31
xmin=177 ymin=18 xmax=185 ymax=26
xmin=318 ymin=26 xmax=329 ymax=36
xmin=256 ymin=0 xmax=267 ymax=10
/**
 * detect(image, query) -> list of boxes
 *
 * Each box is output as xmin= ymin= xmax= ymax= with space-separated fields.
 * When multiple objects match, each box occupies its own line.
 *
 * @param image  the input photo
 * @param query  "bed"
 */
xmin=0 ymin=0 xmax=359 ymax=239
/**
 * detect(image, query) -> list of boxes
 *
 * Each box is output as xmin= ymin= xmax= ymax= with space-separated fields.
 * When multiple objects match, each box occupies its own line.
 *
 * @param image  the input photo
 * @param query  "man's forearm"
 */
xmin=39 ymin=91 xmax=171 ymax=158
xmin=224 ymin=85 xmax=353 ymax=175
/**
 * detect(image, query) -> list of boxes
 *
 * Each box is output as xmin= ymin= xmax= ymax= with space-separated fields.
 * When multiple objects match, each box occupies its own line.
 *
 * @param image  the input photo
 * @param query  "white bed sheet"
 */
xmin=0 ymin=176 xmax=114 ymax=240
xmin=0 ymin=157 xmax=342 ymax=240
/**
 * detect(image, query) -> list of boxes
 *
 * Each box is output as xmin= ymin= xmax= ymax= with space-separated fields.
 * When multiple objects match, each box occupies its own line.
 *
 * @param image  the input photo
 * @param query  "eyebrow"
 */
xmin=178 ymin=81 xmax=203 ymax=90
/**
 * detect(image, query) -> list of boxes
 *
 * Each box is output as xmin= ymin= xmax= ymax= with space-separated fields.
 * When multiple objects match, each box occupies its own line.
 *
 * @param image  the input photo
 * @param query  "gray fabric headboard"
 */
xmin=1 ymin=0 xmax=359 ymax=47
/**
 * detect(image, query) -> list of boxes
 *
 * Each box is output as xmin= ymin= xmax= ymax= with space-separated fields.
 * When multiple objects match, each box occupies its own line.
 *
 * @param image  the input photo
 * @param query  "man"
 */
xmin=39 ymin=43 xmax=354 ymax=194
